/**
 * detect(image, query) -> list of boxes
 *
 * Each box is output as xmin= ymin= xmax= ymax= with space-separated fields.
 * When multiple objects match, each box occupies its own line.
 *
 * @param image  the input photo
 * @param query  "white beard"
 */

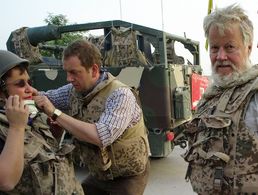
xmin=211 ymin=59 xmax=252 ymax=88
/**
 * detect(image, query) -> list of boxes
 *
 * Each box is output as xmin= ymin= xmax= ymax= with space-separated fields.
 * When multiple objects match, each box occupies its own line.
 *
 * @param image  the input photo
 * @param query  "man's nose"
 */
xmin=216 ymin=47 xmax=228 ymax=60
xmin=66 ymin=73 xmax=73 ymax=82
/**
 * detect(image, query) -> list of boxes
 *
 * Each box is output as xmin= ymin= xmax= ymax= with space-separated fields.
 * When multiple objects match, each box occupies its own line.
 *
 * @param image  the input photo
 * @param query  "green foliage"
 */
xmin=41 ymin=13 xmax=84 ymax=58
xmin=44 ymin=13 xmax=68 ymax=26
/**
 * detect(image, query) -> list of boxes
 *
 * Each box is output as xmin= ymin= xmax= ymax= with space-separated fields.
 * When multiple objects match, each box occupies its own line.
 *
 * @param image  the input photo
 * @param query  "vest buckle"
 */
xmin=213 ymin=166 xmax=224 ymax=191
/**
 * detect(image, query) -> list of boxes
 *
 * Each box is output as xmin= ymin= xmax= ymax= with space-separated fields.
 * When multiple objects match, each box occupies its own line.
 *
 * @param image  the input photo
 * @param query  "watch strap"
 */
xmin=51 ymin=109 xmax=62 ymax=121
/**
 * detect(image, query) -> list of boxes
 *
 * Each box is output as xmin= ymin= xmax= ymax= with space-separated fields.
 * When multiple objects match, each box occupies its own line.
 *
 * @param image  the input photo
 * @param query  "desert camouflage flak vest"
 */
xmin=184 ymin=65 xmax=258 ymax=195
xmin=103 ymin=27 xmax=149 ymax=68
xmin=0 ymin=112 xmax=83 ymax=195
xmin=70 ymin=73 xmax=149 ymax=180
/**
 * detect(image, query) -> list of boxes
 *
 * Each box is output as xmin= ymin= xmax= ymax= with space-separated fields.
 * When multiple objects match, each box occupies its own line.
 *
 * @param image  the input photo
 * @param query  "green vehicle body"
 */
xmin=7 ymin=20 xmax=208 ymax=157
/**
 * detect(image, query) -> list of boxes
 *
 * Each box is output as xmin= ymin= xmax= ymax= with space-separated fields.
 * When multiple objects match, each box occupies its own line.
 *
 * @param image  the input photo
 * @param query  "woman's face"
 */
xmin=4 ymin=68 xmax=34 ymax=100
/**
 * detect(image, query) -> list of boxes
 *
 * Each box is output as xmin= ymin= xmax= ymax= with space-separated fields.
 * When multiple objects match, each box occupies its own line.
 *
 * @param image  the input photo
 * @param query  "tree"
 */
xmin=40 ymin=13 xmax=84 ymax=58
xmin=44 ymin=13 xmax=68 ymax=26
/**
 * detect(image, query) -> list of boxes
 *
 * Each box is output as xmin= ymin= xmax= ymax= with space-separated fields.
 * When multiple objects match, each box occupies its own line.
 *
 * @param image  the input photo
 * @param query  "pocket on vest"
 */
xmin=24 ymin=132 xmax=44 ymax=162
xmin=184 ymin=116 xmax=231 ymax=165
xmin=234 ymin=173 xmax=258 ymax=193
xmin=110 ymin=136 xmax=148 ymax=177
xmin=30 ymin=162 xmax=54 ymax=195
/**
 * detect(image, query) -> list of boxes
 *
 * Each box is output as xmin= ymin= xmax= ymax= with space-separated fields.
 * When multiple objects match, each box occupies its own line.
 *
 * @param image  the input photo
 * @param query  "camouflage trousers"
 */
xmin=81 ymin=160 xmax=150 ymax=195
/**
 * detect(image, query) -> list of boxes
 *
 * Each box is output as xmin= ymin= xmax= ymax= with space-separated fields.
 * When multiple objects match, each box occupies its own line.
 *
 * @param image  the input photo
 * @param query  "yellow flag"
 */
xmin=205 ymin=0 xmax=213 ymax=50
xmin=207 ymin=0 xmax=213 ymax=14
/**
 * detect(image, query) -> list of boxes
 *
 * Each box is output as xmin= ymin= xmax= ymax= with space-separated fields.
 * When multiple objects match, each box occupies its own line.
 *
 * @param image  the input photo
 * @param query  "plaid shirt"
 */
xmin=42 ymin=78 xmax=141 ymax=147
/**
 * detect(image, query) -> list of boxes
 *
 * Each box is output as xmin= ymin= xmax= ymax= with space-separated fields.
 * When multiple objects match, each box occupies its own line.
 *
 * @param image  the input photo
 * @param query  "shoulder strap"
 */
xmin=215 ymin=87 xmax=235 ymax=113
xmin=215 ymin=77 xmax=258 ymax=115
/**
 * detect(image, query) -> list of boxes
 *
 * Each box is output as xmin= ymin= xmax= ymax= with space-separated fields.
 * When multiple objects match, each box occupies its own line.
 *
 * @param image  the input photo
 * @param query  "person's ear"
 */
xmin=0 ymin=79 xmax=5 ymax=89
xmin=248 ymin=44 xmax=252 ymax=55
xmin=0 ymin=80 xmax=8 ymax=98
xmin=0 ymin=90 xmax=7 ymax=99
xmin=92 ymin=64 xmax=99 ymax=78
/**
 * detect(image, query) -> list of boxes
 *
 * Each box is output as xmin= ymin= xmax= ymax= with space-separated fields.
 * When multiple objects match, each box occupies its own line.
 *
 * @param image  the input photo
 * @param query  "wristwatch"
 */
xmin=51 ymin=109 xmax=62 ymax=121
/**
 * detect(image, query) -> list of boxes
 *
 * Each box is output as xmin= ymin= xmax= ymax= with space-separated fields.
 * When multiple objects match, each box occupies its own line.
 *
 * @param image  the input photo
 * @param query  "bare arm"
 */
xmin=0 ymin=95 xmax=29 ymax=191
xmin=34 ymin=95 xmax=102 ymax=147
xmin=56 ymin=112 xmax=102 ymax=146
xmin=34 ymin=88 xmax=140 ymax=147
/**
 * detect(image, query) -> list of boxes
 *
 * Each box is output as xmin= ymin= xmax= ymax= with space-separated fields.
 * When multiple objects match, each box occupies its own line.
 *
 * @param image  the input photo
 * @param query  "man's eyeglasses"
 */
xmin=6 ymin=79 xmax=33 ymax=88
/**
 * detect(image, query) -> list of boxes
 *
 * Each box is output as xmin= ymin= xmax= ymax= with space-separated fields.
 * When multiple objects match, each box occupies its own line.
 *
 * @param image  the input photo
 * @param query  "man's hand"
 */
xmin=33 ymin=95 xmax=55 ymax=117
xmin=5 ymin=95 xmax=29 ymax=130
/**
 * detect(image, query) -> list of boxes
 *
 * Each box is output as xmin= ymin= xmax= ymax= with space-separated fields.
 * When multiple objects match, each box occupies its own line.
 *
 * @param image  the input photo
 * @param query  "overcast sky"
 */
xmin=1 ymin=0 xmax=257 ymax=75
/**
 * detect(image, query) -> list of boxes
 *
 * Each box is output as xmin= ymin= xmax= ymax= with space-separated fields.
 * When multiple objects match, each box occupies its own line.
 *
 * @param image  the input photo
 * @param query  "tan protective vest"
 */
xmin=70 ymin=73 xmax=149 ymax=180
xmin=0 ymin=112 xmax=84 ymax=195
xmin=184 ymin=66 xmax=258 ymax=195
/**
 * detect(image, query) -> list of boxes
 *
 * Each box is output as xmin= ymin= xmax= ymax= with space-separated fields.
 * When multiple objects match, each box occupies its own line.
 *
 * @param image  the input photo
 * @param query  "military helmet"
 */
xmin=0 ymin=50 xmax=29 ymax=79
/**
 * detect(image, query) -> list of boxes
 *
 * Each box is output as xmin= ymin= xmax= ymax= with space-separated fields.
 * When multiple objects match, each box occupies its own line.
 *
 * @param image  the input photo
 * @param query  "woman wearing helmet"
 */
xmin=0 ymin=50 xmax=84 ymax=194
xmin=0 ymin=50 xmax=30 ymax=191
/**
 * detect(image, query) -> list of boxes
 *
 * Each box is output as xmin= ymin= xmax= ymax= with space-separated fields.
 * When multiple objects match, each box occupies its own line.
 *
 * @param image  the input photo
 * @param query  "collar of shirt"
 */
xmin=81 ymin=71 xmax=108 ymax=96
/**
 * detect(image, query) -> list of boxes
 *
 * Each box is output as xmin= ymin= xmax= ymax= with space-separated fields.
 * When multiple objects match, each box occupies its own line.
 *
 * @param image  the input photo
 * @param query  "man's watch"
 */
xmin=51 ymin=109 xmax=62 ymax=121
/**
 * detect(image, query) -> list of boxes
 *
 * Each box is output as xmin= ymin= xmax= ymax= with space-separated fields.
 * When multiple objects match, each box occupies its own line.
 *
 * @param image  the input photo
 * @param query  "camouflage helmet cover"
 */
xmin=0 ymin=50 xmax=29 ymax=78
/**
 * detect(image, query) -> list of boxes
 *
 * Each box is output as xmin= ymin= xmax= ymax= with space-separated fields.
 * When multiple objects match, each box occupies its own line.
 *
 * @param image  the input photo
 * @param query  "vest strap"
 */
xmin=216 ymin=87 xmax=235 ymax=113
xmin=213 ymin=166 xmax=224 ymax=191
xmin=197 ymin=148 xmax=230 ymax=163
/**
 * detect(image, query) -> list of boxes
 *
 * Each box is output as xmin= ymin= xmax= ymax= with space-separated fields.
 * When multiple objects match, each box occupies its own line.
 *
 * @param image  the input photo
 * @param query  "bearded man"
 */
xmin=183 ymin=4 xmax=258 ymax=195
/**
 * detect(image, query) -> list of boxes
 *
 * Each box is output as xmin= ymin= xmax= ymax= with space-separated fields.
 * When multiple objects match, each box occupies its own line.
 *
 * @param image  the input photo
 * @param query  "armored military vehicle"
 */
xmin=6 ymin=20 xmax=209 ymax=157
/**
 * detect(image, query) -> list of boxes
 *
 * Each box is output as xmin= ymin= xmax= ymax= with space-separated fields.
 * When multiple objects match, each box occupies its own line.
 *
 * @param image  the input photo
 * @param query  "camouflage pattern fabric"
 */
xmin=10 ymin=27 xmax=42 ymax=64
xmin=183 ymin=65 xmax=258 ymax=195
xmin=166 ymin=40 xmax=185 ymax=64
xmin=152 ymin=40 xmax=185 ymax=65
xmin=87 ymin=35 xmax=105 ymax=56
xmin=0 ymin=112 xmax=84 ymax=195
xmin=103 ymin=27 xmax=148 ymax=67
xmin=69 ymin=72 xmax=150 ymax=180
